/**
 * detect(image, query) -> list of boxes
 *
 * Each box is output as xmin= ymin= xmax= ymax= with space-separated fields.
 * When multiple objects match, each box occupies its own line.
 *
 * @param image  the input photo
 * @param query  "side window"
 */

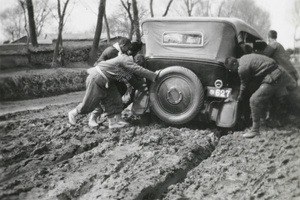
xmin=163 ymin=32 xmax=203 ymax=46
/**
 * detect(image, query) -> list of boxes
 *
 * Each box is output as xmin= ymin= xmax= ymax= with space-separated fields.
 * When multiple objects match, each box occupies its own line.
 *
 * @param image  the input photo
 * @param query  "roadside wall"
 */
xmin=0 ymin=44 xmax=29 ymax=70
xmin=0 ymin=43 xmax=110 ymax=70
xmin=0 ymin=43 xmax=110 ymax=101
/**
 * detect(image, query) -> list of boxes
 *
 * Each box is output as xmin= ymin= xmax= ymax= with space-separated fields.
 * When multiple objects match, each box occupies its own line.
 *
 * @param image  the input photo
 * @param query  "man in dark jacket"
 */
xmin=94 ymin=37 xmax=132 ymax=65
xmin=266 ymin=30 xmax=299 ymax=83
xmin=254 ymin=39 xmax=300 ymax=125
xmin=225 ymin=54 xmax=296 ymax=138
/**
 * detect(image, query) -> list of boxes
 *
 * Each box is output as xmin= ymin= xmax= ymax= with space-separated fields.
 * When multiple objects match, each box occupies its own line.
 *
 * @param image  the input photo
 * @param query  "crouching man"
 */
xmin=68 ymin=54 xmax=159 ymax=129
xmin=224 ymin=54 xmax=296 ymax=138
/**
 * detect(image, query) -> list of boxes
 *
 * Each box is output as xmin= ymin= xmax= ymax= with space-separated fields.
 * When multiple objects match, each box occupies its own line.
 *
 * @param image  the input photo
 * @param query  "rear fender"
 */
xmin=216 ymin=100 xmax=239 ymax=128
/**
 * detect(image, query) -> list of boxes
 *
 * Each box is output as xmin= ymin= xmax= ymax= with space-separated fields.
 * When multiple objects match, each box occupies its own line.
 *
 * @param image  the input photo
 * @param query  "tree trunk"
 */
xmin=120 ymin=0 xmax=134 ymax=40
xmin=132 ymin=0 xmax=141 ymax=41
xmin=162 ymin=0 xmax=173 ymax=17
xmin=88 ymin=0 xmax=106 ymax=66
xmin=19 ymin=1 xmax=30 ymax=46
xmin=52 ymin=0 xmax=70 ymax=67
xmin=26 ymin=0 xmax=38 ymax=47
xmin=150 ymin=0 xmax=154 ymax=17
xmin=104 ymin=11 xmax=110 ymax=44
xmin=53 ymin=21 xmax=63 ymax=67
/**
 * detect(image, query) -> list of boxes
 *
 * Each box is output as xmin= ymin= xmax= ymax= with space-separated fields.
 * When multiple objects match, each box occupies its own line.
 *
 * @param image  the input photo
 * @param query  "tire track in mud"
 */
xmin=162 ymin=126 xmax=300 ymax=200
xmin=1 ymin=104 xmax=300 ymax=200
xmin=0 ymin=104 xmax=219 ymax=200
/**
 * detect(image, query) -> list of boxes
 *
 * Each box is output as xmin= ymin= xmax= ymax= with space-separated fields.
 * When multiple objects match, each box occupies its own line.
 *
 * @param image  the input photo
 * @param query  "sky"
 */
xmin=0 ymin=0 xmax=298 ymax=49
xmin=254 ymin=0 xmax=298 ymax=49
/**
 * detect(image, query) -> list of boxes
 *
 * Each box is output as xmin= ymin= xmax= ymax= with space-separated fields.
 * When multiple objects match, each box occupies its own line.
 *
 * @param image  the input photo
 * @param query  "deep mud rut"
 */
xmin=0 ymin=102 xmax=300 ymax=200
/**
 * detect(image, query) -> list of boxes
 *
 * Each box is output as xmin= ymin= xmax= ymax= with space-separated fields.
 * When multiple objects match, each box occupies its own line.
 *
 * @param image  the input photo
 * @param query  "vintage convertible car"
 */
xmin=132 ymin=17 xmax=262 ymax=129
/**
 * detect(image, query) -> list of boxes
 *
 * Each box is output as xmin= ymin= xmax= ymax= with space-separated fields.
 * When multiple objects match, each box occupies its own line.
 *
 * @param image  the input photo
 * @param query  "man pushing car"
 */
xmin=224 ymin=54 xmax=296 ymax=138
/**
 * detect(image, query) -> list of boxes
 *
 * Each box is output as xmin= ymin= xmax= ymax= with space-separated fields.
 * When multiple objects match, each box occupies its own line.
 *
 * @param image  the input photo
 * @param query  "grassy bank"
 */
xmin=0 ymin=67 xmax=87 ymax=101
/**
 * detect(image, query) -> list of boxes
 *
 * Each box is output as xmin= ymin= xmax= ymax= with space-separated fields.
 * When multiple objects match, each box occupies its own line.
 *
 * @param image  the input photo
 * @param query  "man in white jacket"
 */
xmin=68 ymin=54 xmax=159 ymax=129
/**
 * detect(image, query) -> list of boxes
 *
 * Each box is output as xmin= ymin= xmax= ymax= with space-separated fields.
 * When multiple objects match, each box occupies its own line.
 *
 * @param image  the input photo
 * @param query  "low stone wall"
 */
xmin=30 ymin=51 xmax=53 ymax=65
xmin=0 ymin=43 xmax=114 ymax=102
xmin=0 ymin=54 xmax=30 ymax=70
xmin=0 ymin=43 xmax=111 ymax=69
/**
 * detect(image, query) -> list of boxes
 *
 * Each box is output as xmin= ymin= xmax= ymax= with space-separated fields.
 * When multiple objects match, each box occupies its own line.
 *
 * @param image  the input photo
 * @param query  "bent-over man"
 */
xmin=224 ymin=54 xmax=296 ymax=138
xmin=68 ymin=54 xmax=159 ymax=129
xmin=87 ymin=37 xmax=132 ymax=127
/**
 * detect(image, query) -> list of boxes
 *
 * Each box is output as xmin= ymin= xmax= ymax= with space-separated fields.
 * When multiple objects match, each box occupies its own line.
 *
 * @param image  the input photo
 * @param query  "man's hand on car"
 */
xmin=155 ymin=70 xmax=162 ymax=81
xmin=138 ymin=83 xmax=149 ymax=94
xmin=224 ymin=97 xmax=234 ymax=102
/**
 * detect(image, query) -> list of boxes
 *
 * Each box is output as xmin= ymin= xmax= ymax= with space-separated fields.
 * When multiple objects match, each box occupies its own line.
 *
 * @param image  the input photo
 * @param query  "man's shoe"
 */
xmin=88 ymin=113 xmax=99 ymax=127
xmin=108 ymin=116 xmax=127 ymax=129
xmin=68 ymin=109 xmax=78 ymax=125
xmin=109 ymin=122 xmax=126 ymax=129
xmin=242 ymin=130 xmax=259 ymax=138
xmin=115 ymin=114 xmax=129 ymax=126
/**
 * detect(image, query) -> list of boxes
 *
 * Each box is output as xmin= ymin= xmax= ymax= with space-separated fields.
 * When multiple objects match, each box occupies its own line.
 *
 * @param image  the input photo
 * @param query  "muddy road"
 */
xmin=0 ymin=99 xmax=300 ymax=200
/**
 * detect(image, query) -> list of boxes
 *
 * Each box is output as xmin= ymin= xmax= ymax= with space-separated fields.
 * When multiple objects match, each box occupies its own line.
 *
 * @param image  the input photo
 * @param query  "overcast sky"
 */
xmin=0 ymin=0 xmax=298 ymax=49
xmin=254 ymin=0 xmax=298 ymax=49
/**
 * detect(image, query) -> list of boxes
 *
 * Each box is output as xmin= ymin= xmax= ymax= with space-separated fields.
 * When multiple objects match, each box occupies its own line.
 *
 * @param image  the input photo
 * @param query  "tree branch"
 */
xmin=150 ymin=0 xmax=154 ymax=17
xmin=162 ymin=0 xmax=173 ymax=17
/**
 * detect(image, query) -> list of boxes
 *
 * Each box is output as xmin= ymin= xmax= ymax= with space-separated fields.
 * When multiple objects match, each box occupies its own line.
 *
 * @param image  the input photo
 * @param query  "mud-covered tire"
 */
xmin=149 ymin=66 xmax=204 ymax=125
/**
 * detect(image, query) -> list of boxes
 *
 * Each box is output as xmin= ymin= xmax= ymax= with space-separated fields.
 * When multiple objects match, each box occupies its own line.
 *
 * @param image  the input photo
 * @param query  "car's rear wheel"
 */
xmin=149 ymin=66 xmax=204 ymax=125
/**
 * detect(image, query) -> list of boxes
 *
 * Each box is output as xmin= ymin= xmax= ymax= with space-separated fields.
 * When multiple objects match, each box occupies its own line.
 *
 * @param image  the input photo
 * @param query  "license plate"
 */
xmin=207 ymin=87 xmax=232 ymax=98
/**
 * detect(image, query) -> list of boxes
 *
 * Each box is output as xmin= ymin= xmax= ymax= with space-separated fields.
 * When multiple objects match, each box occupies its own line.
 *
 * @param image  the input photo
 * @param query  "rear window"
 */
xmin=163 ymin=32 xmax=203 ymax=46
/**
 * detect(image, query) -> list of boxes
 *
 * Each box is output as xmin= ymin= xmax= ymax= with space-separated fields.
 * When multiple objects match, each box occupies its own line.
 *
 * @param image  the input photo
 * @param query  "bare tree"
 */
xmin=0 ymin=6 xmax=25 ymax=41
xmin=52 ymin=0 xmax=70 ymax=67
xmin=150 ymin=0 xmax=154 ymax=17
xmin=119 ymin=0 xmax=148 ymax=40
xmin=120 ymin=0 xmax=134 ymax=40
xmin=35 ymin=0 xmax=52 ymax=36
xmin=0 ymin=0 xmax=52 ymax=42
xmin=107 ymin=8 xmax=131 ymax=37
xmin=104 ymin=10 xmax=110 ymax=43
xmin=216 ymin=0 xmax=226 ymax=17
xmin=196 ymin=0 xmax=270 ymax=38
xmin=88 ymin=0 xmax=106 ymax=65
xmin=26 ymin=0 xmax=38 ymax=47
xmin=149 ymin=0 xmax=174 ymax=17
xmin=162 ymin=0 xmax=174 ymax=17
xmin=223 ymin=0 xmax=270 ymax=37
xmin=19 ymin=0 xmax=30 ymax=45
xmin=184 ymin=0 xmax=198 ymax=16
xmin=132 ymin=0 xmax=141 ymax=41
xmin=194 ymin=0 xmax=211 ymax=16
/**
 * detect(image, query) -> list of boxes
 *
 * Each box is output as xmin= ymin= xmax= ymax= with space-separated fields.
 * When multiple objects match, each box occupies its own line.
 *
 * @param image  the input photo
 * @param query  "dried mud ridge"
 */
xmin=0 ymin=103 xmax=300 ymax=200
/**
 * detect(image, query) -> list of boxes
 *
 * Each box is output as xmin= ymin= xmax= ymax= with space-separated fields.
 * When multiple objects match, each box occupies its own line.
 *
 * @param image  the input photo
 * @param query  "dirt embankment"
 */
xmin=0 ymin=68 xmax=87 ymax=101
xmin=0 ymin=101 xmax=300 ymax=200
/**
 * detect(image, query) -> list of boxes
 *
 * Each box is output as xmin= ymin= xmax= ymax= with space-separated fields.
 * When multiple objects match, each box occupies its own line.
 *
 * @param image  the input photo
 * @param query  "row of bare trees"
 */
xmin=0 ymin=0 xmax=52 ymax=43
xmin=1 ymin=0 xmax=299 ymax=66
xmin=0 ymin=0 xmax=71 ymax=66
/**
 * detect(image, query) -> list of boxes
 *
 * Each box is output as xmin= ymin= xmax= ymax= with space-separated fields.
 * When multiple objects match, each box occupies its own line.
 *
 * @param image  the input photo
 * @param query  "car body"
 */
xmin=132 ymin=17 xmax=262 ymax=128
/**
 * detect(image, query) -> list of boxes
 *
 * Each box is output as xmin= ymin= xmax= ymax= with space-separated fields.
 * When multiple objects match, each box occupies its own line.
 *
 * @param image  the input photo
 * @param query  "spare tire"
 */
xmin=150 ymin=66 xmax=204 ymax=125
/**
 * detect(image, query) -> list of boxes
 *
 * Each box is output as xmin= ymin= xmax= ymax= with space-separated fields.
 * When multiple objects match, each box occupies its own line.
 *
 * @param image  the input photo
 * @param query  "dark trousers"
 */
xmin=250 ymin=71 xmax=296 ymax=125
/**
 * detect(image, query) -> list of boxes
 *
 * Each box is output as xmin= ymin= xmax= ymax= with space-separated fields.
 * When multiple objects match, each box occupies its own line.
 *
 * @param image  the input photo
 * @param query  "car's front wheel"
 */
xmin=149 ymin=66 xmax=204 ymax=125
